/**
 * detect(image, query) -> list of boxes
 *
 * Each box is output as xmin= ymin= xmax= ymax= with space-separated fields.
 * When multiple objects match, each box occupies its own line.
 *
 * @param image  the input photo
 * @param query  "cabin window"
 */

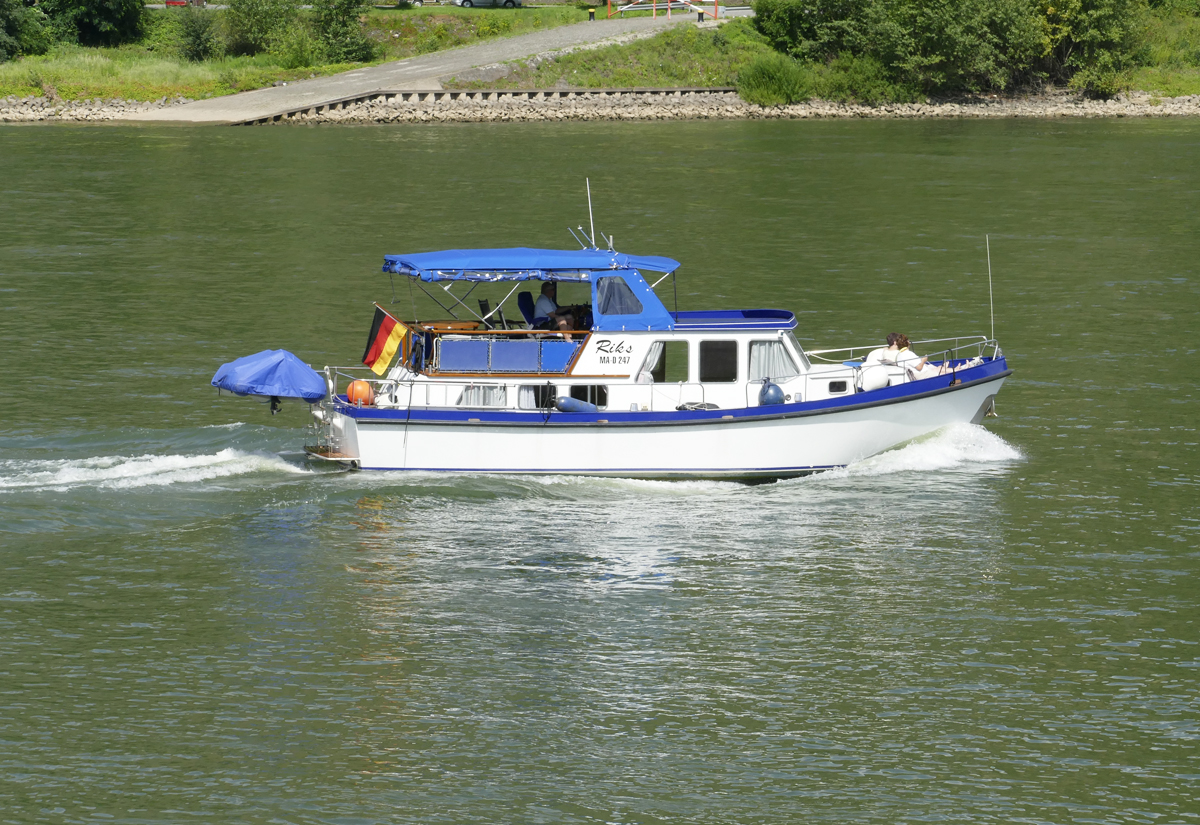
xmin=596 ymin=277 xmax=643 ymax=316
xmin=518 ymin=385 xmax=556 ymax=410
xmin=748 ymin=340 xmax=800 ymax=382
xmin=570 ymin=385 xmax=608 ymax=408
xmin=699 ymin=341 xmax=738 ymax=383
xmin=829 ymin=381 xmax=848 ymax=394
xmin=456 ymin=385 xmax=506 ymax=407
xmin=638 ymin=341 xmax=689 ymax=383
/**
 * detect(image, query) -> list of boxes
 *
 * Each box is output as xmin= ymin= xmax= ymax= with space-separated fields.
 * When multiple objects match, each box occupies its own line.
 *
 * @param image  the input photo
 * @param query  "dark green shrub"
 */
xmin=752 ymin=0 xmax=869 ymax=60
xmin=751 ymin=0 xmax=1152 ymax=95
xmin=1033 ymin=0 xmax=1148 ymax=95
xmin=40 ymin=0 xmax=144 ymax=46
xmin=226 ymin=0 xmax=296 ymax=54
xmin=1 ymin=0 xmax=52 ymax=61
xmin=177 ymin=6 xmax=223 ymax=61
xmin=815 ymin=52 xmax=919 ymax=102
xmin=271 ymin=20 xmax=317 ymax=68
xmin=312 ymin=0 xmax=376 ymax=62
xmin=737 ymin=51 xmax=814 ymax=104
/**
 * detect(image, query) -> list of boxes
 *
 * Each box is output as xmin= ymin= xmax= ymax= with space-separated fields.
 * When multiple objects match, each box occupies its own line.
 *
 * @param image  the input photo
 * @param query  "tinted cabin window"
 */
xmin=596 ymin=277 xmax=643 ymax=316
xmin=699 ymin=341 xmax=738 ymax=383
xmin=570 ymin=385 xmax=608 ymax=408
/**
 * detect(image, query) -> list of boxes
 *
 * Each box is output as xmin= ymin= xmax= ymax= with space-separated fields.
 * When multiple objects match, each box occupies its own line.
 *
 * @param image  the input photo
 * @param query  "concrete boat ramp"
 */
xmin=124 ymin=16 xmax=683 ymax=125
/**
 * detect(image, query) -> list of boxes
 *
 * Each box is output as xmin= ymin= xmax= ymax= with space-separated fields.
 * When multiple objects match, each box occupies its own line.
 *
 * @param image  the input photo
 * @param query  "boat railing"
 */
xmin=320 ymin=366 xmax=553 ymax=411
xmin=807 ymin=336 xmax=999 ymax=364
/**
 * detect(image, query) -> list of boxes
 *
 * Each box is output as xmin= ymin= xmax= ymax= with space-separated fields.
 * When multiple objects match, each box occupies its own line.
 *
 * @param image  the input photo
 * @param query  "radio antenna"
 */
xmin=986 ymin=234 xmax=995 ymax=342
xmin=586 ymin=178 xmax=596 ymax=249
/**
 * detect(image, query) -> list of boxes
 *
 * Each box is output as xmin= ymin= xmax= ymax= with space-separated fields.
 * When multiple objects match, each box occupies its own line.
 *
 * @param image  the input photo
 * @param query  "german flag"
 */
xmin=362 ymin=304 xmax=407 ymax=376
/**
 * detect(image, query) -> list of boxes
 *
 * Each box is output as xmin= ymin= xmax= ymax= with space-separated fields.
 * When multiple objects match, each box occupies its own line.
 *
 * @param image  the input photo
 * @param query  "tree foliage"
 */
xmin=177 ymin=6 xmax=223 ymax=62
xmin=312 ymin=0 xmax=376 ymax=63
xmin=751 ymin=0 xmax=1149 ymax=95
xmin=226 ymin=0 xmax=297 ymax=54
xmin=1 ymin=0 xmax=51 ymax=61
xmin=40 ymin=0 xmax=144 ymax=47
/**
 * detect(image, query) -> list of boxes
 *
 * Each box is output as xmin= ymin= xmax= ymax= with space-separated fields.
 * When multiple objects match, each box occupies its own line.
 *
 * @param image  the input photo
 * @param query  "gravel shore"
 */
xmin=1 ymin=95 xmax=194 ymax=122
xmin=5 ymin=89 xmax=1200 ymax=124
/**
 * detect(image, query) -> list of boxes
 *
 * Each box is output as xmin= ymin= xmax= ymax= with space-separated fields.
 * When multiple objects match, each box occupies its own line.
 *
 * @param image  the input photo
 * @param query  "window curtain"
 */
xmin=749 ymin=341 xmax=800 ymax=381
xmin=518 ymin=386 xmax=539 ymax=409
xmin=637 ymin=341 xmax=664 ymax=383
xmin=457 ymin=385 xmax=507 ymax=407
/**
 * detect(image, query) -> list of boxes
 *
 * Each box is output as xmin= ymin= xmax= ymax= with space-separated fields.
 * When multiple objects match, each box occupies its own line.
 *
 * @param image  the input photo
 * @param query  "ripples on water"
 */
xmin=1 ymin=425 xmax=1193 ymax=824
xmin=3 ymin=119 xmax=1199 ymax=824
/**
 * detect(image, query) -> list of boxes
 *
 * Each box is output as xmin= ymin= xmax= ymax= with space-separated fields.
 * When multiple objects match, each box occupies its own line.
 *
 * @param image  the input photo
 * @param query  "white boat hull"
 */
xmin=331 ymin=372 xmax=1006 ymax=478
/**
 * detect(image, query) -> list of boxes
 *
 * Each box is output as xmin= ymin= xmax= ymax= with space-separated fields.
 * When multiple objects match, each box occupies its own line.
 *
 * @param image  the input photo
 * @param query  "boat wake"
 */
xmin=0 ymin=448 xmax=309 ymax=493
xmin=825 ymin=423 xmax=1023 ymax=480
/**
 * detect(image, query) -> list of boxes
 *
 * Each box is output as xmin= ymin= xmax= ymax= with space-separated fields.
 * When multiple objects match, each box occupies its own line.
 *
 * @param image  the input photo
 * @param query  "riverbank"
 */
xmin=7 ymin=88 xmax=1200 ymax=123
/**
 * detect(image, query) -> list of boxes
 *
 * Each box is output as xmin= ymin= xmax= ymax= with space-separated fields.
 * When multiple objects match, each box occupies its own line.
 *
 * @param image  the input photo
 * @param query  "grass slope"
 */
xmin=447 ymin=19 xmax=774 ymax=89
xmin=0 ymin=6 xmax=585 ymax=101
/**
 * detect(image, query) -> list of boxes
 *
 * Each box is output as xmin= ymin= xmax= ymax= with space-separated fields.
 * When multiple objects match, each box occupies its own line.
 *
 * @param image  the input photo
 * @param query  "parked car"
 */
xmin=453 ymin=0 xmax=521 ymax=7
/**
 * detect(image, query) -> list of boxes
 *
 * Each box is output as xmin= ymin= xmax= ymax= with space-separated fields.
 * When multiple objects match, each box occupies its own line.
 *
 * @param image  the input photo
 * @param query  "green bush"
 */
xmin=312 ymin=0 xmax=376 ymax=63
xmin=815 ymin=52 xmax=919 ymax=102
xmin=40 ymin=0 xmax=144 ymax=47
xmin=737 ymin=51 xmax=814 ymax=104
xmin=177 ymin=6 xmax=223 ymax=62
xmin=271 ymin=20 xmax=317 ymax=68
xmin=1033 ymin=0 xmax=1148 ymax=94
xmin=227 ymin=0 xmax=296 ymax=54
xmin=751 ymin=0 xmax=1149 ymax=96
xmin=1 ymin=0 xmax=52 ymax=61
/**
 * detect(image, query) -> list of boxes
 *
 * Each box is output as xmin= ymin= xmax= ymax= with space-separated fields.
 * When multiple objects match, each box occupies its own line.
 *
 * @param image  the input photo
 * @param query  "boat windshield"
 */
xmin=785 ymin=331 xmax=812 ymax=370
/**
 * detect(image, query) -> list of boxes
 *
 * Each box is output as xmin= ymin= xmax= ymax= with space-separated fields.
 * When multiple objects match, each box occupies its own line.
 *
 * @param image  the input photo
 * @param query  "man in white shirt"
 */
xmin=534 ymin=282 xmax=578 ymax=335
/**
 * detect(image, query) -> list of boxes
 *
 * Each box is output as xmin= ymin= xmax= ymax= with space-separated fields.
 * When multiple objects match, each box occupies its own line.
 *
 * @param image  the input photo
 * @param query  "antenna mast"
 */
xmin=986 ymin=234 xmax=995 ymax=342
xmin=586 ymin=178 xmax=596 ymax=249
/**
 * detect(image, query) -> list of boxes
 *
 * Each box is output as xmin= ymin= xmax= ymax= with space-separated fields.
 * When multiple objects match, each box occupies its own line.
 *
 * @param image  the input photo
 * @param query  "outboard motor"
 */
xmin=759 ymin=379 xmax=785 ymax=406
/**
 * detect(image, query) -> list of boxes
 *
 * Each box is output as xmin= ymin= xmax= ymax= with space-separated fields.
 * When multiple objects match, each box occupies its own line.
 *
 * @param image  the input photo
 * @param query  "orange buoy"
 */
xmin=346 ymin=380 xmax=375 ymax=406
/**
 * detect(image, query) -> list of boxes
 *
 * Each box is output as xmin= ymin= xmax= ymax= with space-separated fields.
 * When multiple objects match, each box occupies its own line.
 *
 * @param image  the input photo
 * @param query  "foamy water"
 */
xmin=0 ymin=424 xmax=1020 ymax=499
xmin=828 ymin=423 xmax=1023 ymax=479
xmin=0 ymin=448 xmax=309 ymax=492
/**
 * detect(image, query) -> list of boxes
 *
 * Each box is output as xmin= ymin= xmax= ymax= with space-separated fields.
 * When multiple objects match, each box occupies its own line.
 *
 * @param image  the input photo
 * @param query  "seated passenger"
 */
xmin=535 ymin=281 xmax=587 ymax=339
xmin=887 ymin=333 xmax=951 ymax=380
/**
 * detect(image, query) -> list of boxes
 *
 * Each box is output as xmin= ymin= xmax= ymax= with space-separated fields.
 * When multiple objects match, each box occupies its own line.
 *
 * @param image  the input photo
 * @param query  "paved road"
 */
xmin=124 ymin=16 xmax=686 ymax=124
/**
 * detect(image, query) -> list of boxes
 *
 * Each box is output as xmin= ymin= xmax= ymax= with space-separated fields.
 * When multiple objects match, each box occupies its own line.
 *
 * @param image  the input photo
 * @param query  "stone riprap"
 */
xmin=267 ymin=90 xmax=1200 ymax=123
xmin=5 ymin=90 xmax=1200 ymax=124
xmin=1 ymin=95 xmax=193 ymax=122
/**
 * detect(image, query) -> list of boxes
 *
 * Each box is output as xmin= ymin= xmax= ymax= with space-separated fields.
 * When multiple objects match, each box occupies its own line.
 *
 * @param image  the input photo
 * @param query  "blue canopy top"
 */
xmin=212 ymin=349 xmax=326 ymax=402
xmin=382 ymin=247 xmax=681 ymax=282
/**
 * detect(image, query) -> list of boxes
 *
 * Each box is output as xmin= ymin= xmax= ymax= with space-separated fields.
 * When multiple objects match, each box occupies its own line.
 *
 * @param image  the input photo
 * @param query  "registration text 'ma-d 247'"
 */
xmin=574 ymin=337 xmax=640 ymax=375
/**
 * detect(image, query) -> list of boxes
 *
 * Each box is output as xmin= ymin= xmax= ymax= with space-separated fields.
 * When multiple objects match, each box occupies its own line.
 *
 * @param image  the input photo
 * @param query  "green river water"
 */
xmin=1 ymin=119 xmax=1197 ymax=824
